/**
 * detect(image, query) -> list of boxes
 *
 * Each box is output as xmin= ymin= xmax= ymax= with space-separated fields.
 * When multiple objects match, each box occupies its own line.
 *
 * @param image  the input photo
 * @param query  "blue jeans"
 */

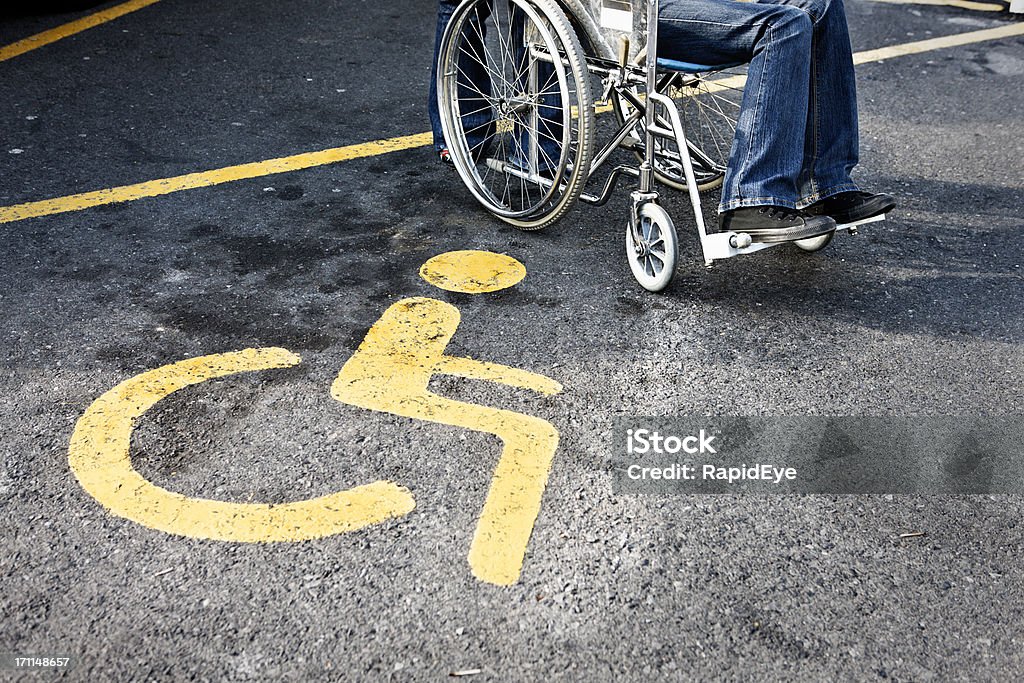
xmin=659 ymin=0 xmax=860 ymax=211
xmin=428 ymin=0 xmax=563 ymax=170
xmin=429 ymin=0 xmax=492 ymax=157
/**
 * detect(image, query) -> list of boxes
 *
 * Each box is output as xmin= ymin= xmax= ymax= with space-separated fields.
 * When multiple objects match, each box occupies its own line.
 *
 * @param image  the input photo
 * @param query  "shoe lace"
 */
xmin=757 ymin=206 xmax=799 ymax=221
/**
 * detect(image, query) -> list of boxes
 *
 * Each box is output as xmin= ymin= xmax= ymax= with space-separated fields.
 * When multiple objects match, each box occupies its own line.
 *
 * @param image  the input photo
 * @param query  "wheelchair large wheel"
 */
xmin=437 ymin=0 xmax=594 ymax=230
xmin=626 ymin=202 xmax=677 ymax=292
xmin=613 ymin=66 xmax=745 ymax=193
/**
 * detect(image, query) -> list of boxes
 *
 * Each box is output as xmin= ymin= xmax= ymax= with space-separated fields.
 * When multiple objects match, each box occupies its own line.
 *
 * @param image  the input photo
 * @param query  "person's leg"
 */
xmin=428 ymin=0 xmax=458 ymax=154
xmin=429 ymin=0 xmax=494 ymax=158
xmin=802 ymin=0 xmax=860 ymax=204
xmin=764 ymin=0 xmax=895 ymax=220
xmin=659 ymin=0 xmax=814 ymax=212
xmin=658 ymin=0 xmax=835 ymax=241
xmin=762 ymin=0 xmax=859 ymax=205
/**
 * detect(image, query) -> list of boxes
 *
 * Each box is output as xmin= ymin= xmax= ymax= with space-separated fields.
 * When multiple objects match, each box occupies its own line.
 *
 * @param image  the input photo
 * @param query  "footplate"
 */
xmin=699 ymin=213 xmax=888 ymax=267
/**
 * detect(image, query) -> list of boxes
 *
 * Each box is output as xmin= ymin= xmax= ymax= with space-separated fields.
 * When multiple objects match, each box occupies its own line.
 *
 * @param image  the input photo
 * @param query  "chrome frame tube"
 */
xmin=641 ymin=0 xmax=715 ymax=266
xmin=528 ymin=51 xmax=540 ymax=176
xmin=641 ymin=0 xmax=659 ymax=194
xmin=648 ymin=91 xmax=713 ymax=266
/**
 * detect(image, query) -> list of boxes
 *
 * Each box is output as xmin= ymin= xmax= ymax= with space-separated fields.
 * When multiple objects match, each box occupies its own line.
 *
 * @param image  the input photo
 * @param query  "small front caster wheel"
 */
xmin=626 ymin=202 xmax=678 ymax=292
xmin=794 ymin=231 xmax=835 ymax=253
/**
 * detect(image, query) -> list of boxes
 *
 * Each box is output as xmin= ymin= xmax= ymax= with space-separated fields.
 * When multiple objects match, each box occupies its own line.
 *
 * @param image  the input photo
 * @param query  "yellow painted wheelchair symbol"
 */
xmin=69 ymin=250 xmax=561 ymax=586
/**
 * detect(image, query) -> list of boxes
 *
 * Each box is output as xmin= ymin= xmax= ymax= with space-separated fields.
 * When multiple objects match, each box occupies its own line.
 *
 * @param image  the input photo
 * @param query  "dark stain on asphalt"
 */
xmin=158 ymin=299 xmax=336 ymax=351
xmin=488 ymin=289 xmax=561 ymax=308
xmin=66 ymin=263 xmax=117 ymax=283
xmin=276 ymin=185 xmax=305 ymax=201
xmin=942 ymin=430 xmax=994 ymax=494
xmin=749 ymin=615 xmax=822 ymax=661
xmin=325 ymin=211 xmax=393 ymax=239
xmin=222 ymin=236 xmax=346 ymax=277
xmin=317 ymin=282 xmax=342 ymax=294
xmin=96 ymin=202 xmax=129 ymax=214
xmin=340 ymin=326 xmax=373 ymax=351
xmin=615 ymin=296 xmax=647 ymax=315
xmin=135 ymin=442 xmax=202 ymax=478
xmin=188 ymin=223 xmax=223 ymax=238
xmin=130 ymin=364 xmax=313 ymax=478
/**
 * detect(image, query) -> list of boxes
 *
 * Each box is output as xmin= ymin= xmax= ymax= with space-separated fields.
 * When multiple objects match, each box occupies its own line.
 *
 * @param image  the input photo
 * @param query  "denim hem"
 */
xmin=796 ymin=182 xmax=860 ymax=209
xmin=731 ymin=22 xmax=773 ymax=206
xmin=718 ymin=196 xmax=799 ymax=213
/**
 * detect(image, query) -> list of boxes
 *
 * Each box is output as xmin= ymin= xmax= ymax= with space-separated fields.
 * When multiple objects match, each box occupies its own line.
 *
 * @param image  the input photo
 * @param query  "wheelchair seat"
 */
xmin=656 ymin=57 xmax=744 ymax=74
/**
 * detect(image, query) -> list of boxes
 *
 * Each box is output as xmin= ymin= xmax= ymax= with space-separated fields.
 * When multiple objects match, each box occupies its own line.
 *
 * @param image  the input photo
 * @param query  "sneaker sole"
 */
xmin=742 ymin=219 xmax=837 ymax=245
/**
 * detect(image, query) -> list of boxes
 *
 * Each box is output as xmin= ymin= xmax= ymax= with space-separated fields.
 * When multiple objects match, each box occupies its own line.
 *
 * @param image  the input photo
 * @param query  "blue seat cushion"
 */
xmin=656 ymin=57 xmax=743 ymax=73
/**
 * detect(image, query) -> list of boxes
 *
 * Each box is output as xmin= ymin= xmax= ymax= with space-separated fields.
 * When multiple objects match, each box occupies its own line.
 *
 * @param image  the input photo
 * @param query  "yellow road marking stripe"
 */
xmin=0 ymin=132 xmax=432 ymax=224
xmin=3 ymin=23 xmax=1023 ymax=225
xmin=867 ymin=0 xmax=1005 ymax=11
xmin=853 ymin=22 xmax=1024 ymax=64
xmin=0 ymin=0 xmax=163 ymax=63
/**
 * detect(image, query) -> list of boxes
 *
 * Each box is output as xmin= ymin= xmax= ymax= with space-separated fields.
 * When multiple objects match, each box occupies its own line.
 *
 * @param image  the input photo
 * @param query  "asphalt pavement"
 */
xmin=1 ymin=0 xmax=1023 ymax=680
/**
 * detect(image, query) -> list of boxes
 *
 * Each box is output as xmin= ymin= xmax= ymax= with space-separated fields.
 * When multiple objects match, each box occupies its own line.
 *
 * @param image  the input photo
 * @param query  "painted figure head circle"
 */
xmin=419 ymin=250 xmax=526 ymax=294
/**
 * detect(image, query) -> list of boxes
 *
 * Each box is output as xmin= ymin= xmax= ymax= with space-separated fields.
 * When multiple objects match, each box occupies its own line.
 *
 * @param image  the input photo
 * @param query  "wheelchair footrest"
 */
xmin=701 ymin=232 xmax=777 ymax=261
xmin=700 ymin=213 xmax=887 ymax=265
xmin=834 ymin=213 xmax=887 ymax=234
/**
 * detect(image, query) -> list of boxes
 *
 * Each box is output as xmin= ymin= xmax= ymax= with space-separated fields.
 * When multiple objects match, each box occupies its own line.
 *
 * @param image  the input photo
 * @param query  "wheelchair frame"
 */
xmin=437 ymin=0 xmax=884 ymax=291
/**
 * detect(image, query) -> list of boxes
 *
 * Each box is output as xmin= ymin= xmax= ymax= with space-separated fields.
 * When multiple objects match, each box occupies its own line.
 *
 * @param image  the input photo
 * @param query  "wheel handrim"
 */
xmin=439 ymin=0 xmax=584 ymax=220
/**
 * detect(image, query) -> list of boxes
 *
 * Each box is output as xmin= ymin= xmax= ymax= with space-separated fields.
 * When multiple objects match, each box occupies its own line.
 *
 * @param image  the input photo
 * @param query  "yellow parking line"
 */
xmin=2 ymin=22 xmax=1023 ymax=225
xmin=0 ymin=0 xmax=163 ymax=63
xmin=0 ymin=132 xmax=432 ymax=224
xmin=853 ymin=22 xmax=1024 ymax=63
xmin=867 ymin=0 xmax=1005 ymax=12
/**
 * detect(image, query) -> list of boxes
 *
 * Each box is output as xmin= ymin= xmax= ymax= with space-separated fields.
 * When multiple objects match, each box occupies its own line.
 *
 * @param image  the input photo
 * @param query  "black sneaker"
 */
xmin=720 ymin=206 xmax=837 ymax=244
xmin=803 ymin=190 xmax=896 ymax=224
xmin=438 ymin=148 xmax=454 ymax=166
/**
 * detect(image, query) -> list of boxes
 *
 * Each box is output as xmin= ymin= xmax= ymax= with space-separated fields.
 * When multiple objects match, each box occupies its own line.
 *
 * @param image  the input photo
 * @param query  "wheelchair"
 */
xmin=435 ymin=0 xmax=881 ymax=291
